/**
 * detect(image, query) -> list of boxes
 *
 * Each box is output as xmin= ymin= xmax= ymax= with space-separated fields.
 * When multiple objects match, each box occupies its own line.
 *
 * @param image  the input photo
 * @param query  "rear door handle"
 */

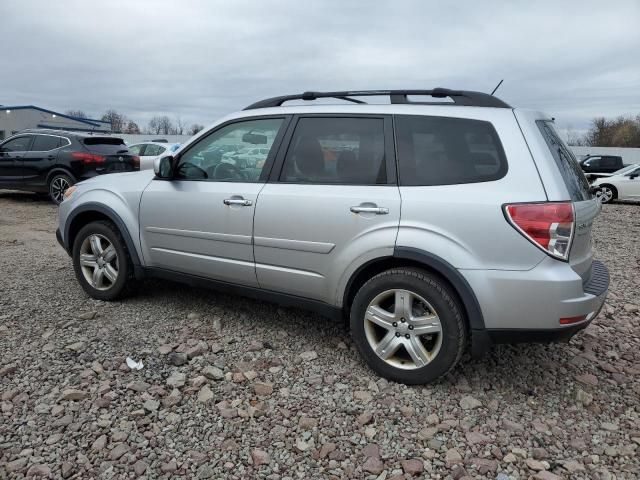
xmin=223 ymin=197 xmax=253 ymax=206
xmin=350 ymin=206 xmax=389 ymax=215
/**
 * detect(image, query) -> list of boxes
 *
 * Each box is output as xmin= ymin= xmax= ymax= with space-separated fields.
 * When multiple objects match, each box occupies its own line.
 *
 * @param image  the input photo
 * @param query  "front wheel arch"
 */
xmin=65 ymin=204 xmax=142 ymax=267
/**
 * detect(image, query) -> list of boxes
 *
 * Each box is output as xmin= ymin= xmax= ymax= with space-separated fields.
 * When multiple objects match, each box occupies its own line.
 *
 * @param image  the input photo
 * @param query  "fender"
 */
xmin=64 ymin=202 xmax=142 ymax=267
xmin=394 ymin=246 xmax=490 ymax=357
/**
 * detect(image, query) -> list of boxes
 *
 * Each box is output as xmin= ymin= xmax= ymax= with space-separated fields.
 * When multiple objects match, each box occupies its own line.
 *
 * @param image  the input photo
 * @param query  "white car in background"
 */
xmin=592 ymin=164 xmax=640 ymax=203
xmin=128 ymin=142 xmax=181 ymax=170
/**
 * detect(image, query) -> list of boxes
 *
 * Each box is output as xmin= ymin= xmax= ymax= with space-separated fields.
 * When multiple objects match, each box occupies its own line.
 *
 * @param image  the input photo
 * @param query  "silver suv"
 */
xmin=56 ymin=89 xmax=609 ymax=384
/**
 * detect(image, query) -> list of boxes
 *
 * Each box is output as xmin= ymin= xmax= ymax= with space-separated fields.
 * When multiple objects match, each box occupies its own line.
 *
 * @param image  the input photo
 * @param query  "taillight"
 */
xmin=132 ymin=155 xmax=140 ymax=169
xmin=504 ymin=202 xmax=574 ymax=261
xmin=72 ymin=152 xmax=105 ymax=164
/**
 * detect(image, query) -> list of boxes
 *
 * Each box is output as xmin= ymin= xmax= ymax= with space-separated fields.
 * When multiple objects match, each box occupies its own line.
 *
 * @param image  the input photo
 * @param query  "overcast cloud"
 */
xmin=1 ymin=0 xmax=639 ymax=135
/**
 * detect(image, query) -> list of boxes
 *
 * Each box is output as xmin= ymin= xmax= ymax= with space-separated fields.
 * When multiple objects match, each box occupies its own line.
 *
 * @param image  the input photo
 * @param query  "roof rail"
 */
xmin=244 ymin=88 xmax=511 ymax=110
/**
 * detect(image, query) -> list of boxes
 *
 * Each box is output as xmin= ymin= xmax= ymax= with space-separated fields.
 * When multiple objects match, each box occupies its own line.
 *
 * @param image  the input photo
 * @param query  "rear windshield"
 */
xmin=83 ymin=137 xmax=129 ymax=154
xmin=395 ymin=115 xmax=508 ymax=186
xmin=536 ymin=121 xmax=591 ymax=201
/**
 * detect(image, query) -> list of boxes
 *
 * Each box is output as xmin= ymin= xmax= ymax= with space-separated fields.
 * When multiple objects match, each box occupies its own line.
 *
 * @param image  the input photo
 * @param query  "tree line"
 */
xmin=65 ymin=109 xmax=205 ymax=136
xmin=568 ymin=115 xmax=640 ymax=147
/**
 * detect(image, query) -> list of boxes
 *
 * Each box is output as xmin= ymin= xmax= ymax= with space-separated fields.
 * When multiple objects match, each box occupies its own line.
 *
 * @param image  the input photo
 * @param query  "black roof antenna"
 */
xmin=490 ymin=79 xmax=504 ymax=96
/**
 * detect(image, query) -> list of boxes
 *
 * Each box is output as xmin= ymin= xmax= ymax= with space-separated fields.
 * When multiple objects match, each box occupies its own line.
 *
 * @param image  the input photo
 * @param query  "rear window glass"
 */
xmin=395 ymin=115 xmax=507 ymax=186
xmin=536 ymin=121 xmax=591 ymax=201
xmin=83 ymin=137 xmax=128 ymax=154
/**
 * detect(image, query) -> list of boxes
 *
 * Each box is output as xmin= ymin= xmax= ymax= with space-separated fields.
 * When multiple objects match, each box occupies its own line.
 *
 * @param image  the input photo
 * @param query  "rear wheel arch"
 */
xmin=342 ymin=247 xmax=487 ymax=353
xmin=46 ymin=167 xmax=76 ymax=186
xmin=65 ymin=203 xmax=141 ymax=267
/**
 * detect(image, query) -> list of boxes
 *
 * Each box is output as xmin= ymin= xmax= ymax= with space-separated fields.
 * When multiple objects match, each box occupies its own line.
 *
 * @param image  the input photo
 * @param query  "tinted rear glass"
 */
xmin=280 ymin=117 xmax=386 ymax=184
xmin=83 ymin=137 xmax=129 ymax=154
xmin=536 ymin=120 xmax=591 ymax=201
xmin=32 ymin=135 xmax=62 ymax=151
xmin=395 ymin=115 xmax=507 ymax=186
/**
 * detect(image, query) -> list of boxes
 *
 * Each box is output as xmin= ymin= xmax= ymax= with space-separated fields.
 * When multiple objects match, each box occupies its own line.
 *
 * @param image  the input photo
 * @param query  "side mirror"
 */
xmin=154 ymin=155 xmax=174 ymax=179
xmin=630 ymin=173 xmax=639 ymax=180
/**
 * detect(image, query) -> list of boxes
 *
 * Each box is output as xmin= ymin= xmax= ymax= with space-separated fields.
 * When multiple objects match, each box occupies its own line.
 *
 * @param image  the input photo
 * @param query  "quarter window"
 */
xmin=32 ymin=135 xmax=61 ymax=151
xmin=0 ymin=135 xmax=33 ymax=152
xmin=176 ymin=118 xmax=284 ymax=182
xmin=395 ymin=115 xmax=507 ymax=186
xmin=280 ymin=117 xmax=386 ymax=184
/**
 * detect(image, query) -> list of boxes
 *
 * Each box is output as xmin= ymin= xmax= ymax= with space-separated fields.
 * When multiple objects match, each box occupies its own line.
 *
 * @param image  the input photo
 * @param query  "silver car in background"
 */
xmin=56 ymin=88 xmax=609 ymax=384
xmin=128 ymin=142 xmax=181 ymax=170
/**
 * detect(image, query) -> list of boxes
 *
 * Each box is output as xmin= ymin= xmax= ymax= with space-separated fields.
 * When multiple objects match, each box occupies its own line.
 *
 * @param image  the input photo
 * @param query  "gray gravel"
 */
xmin=0 ymin=191 xmax=639 ymax=479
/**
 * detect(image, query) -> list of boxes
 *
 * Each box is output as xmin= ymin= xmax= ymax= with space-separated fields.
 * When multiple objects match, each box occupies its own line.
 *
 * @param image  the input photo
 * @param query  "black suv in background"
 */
xmin=579 ymin=154 xmax=626 ymax=179
xmin=0 ymin=129 xmax=139 ymax=204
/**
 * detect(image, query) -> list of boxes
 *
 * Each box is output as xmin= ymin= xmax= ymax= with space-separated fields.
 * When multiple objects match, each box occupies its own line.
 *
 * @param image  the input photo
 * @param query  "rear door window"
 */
xmin=280 ymin=117 xmax=386 ymax=184
xmin=395 ymin=115 xmax=507 ymax=186
xmin=31 ymin=135 xmax=62 ymax=151
xmin=537 ymin=120 xmax=591 ymax=201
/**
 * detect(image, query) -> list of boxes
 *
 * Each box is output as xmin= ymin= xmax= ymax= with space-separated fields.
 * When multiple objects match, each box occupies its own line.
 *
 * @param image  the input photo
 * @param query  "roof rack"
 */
xmin=244 ymin=88 xmax=511 ymax=110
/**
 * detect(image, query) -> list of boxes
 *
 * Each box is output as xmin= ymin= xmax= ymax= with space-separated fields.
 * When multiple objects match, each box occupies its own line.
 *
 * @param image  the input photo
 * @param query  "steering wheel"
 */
xmin=213 ymin=162 xmax=245 ymax=180
xmin=177 ymin=162 xmax=208 ymax=179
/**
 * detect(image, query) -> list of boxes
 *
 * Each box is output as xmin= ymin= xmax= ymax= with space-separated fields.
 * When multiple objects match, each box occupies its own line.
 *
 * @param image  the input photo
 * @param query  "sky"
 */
xmin=1 ymin=0 xmax=639 ymax=137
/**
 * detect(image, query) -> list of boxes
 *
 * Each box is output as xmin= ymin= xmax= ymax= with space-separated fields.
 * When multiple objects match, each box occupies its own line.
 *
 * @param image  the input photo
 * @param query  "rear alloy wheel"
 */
xmin=350 ymin=268 xmax=466 ymax=384
xmin=596 ymin=185 xmax=616 ymax=204
xmin=364 ymin=289 xmax=443 ymax=369
xmin=72 ymin=220 xmax=134 ymax=300
xmin=48 ymin=173 xmax=73 ymax=205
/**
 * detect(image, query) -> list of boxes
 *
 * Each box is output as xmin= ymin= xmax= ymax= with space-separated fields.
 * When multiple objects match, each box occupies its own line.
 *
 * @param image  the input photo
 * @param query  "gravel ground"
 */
xmin=0 ymin=191 xmax=638 ymax=480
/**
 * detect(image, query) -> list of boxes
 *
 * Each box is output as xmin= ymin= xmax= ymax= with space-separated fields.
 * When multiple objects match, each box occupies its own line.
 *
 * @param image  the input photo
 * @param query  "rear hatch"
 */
xmin=82 ymin=137 xmax=139 ymax=173
xmin=535 ymin=120 xmax=599 ymax=283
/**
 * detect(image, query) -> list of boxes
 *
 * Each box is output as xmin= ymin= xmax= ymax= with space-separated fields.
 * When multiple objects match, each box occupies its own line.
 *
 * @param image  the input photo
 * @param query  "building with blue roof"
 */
xmin=0 ymin=105 xmax=111 ymax=140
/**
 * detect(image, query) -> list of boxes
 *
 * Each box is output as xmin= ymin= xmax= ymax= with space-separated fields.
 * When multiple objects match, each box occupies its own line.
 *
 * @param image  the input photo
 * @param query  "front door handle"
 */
xmin=350 ymin=205 xmax=389 ymax=215
xmin=223 ymin=197 xmax=253 ymax=206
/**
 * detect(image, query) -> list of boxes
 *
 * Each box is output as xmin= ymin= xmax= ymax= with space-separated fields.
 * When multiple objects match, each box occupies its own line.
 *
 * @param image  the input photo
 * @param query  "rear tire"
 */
xmin=597 ymin=184 xmax=617 ymax=204
xmin=350 ymin=268 xmax=466 ymax=384
xmin=72 ymin=220 xmax=135 ymax=300
xmin=48 ymin=173 xmax=74 ymax=205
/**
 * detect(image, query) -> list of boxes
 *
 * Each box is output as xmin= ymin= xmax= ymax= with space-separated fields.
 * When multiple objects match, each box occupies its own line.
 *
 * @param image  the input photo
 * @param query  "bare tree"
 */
xmin=189 ymin=124 xmax=205 ymax=136
xmin=157 ymin=116 xmax=174 ymax=135
xmin=147 ymin=115 xmax=174 ymax=135
xmin=174 ymin=116 xmax=185 ymax=135
xmin=101 ymin=109 xmax=127 ymax=133
xmin=147 ymin=117 xmax=160 ymax=135
xmin=124 ymin=120 xmax=141 ymax=134
xmin=65 ymin=110 xmax=88 ymax=119
xmin=582 ymin=116 xmax=640 ymax=147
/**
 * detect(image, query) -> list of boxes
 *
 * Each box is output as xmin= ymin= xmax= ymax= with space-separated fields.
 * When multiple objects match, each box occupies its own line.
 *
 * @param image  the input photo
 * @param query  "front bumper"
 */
xmin=465 ymin=259 xmax=609 ymax=352
xmin=55 ymin=227 xmax=69 ymax=255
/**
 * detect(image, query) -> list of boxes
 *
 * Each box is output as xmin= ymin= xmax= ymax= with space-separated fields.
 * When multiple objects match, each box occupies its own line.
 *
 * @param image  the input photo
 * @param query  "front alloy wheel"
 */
xmin=72 ymin=220 xmax=134 ymax=300
xmin=596 ymin=186 xmax=615 ymax=204
xmin=79 ymin=234 xmax=119 ymax=290
xmin=364 ymin=289 xmax=443 ymax=369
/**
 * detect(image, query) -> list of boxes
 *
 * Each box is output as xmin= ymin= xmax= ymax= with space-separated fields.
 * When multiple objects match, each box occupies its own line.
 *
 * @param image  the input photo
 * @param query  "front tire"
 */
xmin=596 ymin=184 xmax=617 ymax=204
xmin=350 ymin=268 xmax=466 ymax=384
xmin=72 ymin=221 xmax=134 ymax=300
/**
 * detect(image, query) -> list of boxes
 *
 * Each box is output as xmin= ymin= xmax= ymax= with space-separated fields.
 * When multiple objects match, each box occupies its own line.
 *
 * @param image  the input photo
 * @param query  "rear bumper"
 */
xmin=465 ymin=258 xmax=609 ymax=353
